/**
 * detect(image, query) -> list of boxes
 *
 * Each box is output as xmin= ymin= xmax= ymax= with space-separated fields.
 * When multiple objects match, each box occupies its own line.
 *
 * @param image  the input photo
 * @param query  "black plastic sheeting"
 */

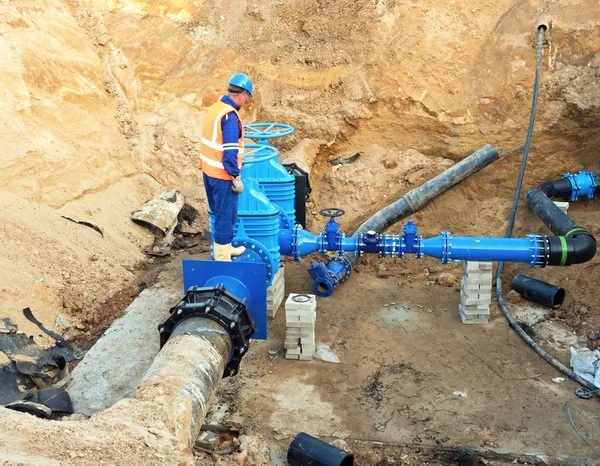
xmin=0 ymin=310 xmax=76 ymax=417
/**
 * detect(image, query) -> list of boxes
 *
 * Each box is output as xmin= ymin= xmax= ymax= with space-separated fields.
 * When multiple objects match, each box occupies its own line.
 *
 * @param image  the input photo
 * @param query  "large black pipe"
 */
xmin=288 ymin=433 xmax=354 ymax=466
xmin=525 ymin=174 xmax=599 ymax=265
xmin=511 ymin=274 xmax=565 ymax=309
xmin=342 ymin=144 xmax=499 ymax=267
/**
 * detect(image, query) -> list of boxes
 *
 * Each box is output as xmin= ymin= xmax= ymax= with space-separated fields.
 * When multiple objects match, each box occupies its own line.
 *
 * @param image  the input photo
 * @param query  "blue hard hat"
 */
xmin=228 ymin=73 xmax=253 ymax=98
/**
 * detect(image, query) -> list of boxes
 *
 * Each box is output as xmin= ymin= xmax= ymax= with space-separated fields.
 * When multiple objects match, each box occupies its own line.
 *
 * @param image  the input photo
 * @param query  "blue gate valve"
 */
xmin=402 ymin=220 xmax=421 ymax=255
xmin=320 ymin=208 xmax=345 ymax=253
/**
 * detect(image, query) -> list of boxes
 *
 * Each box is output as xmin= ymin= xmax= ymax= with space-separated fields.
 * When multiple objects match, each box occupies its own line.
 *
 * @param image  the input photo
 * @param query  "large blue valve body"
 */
xmin=242 ymin=144 xmax=296 ymax=226
xmin=209 ymin=178 xmax=281 ymax=285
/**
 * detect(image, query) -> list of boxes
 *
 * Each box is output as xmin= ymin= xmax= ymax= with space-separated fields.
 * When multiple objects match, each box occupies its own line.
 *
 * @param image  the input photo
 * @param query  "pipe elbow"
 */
xmin=569 ymin=231 xmax=597 ymax=264
xmin=547 ymin=230 xmax=597 ymax=266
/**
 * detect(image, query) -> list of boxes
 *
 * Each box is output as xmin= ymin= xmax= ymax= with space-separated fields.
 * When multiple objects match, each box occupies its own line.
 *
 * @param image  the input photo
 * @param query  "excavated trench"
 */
xmin=1 ymin=0 xmax=599 ymax=465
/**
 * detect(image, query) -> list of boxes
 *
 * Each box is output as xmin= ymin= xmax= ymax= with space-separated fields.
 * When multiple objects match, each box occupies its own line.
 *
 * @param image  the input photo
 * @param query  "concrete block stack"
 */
xmin=267 ymin=266 xmax=285 ymax=319
xmin=459 ymin=261 xmax=493 ymax=324
xmin=284 ymin=293 xmax=316 ymax=361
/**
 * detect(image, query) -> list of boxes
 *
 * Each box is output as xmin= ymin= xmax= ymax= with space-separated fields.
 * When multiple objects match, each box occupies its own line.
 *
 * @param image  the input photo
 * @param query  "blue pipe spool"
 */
xmin=242 ymin=144 xmax=296 ymax=225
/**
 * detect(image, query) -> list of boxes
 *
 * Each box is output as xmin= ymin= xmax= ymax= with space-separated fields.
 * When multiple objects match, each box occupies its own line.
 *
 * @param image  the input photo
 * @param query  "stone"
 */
xmin=506 ymin=290 xmax=522 ymax=304
xmin=377 ymin=264 xmax=390 ymax=278
xmin=382 ymin=159 xmax=398 ymax=169
xmin=56 ymin=314 xmax=70 ymax=330
xmin=331 ymin=439 xmax=352 ymax=452
xmin=437 ymin=272 xmax=456 ymax=287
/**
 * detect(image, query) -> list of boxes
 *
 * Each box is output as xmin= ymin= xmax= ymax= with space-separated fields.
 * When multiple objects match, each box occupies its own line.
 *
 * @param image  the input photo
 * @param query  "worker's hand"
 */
xmin=231 ymin=176 xmax=244 ymax=194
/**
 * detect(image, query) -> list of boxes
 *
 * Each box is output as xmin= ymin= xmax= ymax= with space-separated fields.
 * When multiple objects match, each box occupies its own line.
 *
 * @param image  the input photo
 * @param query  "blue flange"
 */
xmin=181 ymin=259 xmax=268 ymax=340
xmin=231 ymin=237 xmax=276 ymax=285
xmin=563 ymin=170 xmax=596 ymax=201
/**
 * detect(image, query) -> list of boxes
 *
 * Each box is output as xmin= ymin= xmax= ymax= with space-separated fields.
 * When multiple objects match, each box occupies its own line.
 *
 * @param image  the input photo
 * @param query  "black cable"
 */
xmin=495 ymin=26 xmax=597 ymax=391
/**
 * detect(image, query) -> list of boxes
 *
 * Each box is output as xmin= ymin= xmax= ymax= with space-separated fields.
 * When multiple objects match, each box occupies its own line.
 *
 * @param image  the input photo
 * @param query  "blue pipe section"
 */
xmin=420 ymin=233 xmax=545 ymax=266
xmin=563 ymin=170 xmax=596 ymax=201
xmin=279 ymin=219 xmax=548 ymax=296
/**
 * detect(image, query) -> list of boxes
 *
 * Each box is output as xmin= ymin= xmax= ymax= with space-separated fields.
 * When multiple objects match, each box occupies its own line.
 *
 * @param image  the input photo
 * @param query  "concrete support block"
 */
xmin=463 ymin=261 xmax=492 ymax=272
xmin=267 ymin=267 xmax=286 ymax=319
xmin=285 ymin=293 xmax=317 ymax=312
xmin=554 ymin=201 xmax=569 ymax=214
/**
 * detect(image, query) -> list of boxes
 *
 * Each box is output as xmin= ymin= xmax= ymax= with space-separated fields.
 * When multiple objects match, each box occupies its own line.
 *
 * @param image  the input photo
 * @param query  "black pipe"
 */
xmin=342 ymin=144 xmax=499 ymax=268
xmin=288 ymin=433 xmax=354 ymax=466
xmin=511 ymin=274 xmax=565 ymax=309
xmin=496 ymin=26 xmax=598 ymax=392
xmin=525 ymin=174 xmax=598 ymax=265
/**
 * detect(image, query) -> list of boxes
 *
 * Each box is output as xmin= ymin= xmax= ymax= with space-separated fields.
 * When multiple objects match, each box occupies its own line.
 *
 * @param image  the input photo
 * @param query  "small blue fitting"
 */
xmin=563 ymin=170 xmax=596 ymax=201
xmin=362 ymin=231 xmax=379 ymax=254
xmin=307 ymin=256 xmax=352 ymax=297
xmin=307 ymin=260 xmax=335 ymax=297
xmin=402 ymin=220 xmax=420 ymax=255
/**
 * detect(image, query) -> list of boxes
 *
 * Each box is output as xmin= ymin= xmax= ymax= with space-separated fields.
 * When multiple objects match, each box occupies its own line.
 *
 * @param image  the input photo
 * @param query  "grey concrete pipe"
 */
xmin=134 ymin=318 xmax=232 ymax=449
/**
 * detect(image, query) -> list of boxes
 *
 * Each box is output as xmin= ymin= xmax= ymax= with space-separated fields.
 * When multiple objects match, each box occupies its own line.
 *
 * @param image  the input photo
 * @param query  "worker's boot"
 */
xmin=230 ymin=244 xmax=246 ymax=257
xmin=213 ymin=243 xmax=232 ymax=262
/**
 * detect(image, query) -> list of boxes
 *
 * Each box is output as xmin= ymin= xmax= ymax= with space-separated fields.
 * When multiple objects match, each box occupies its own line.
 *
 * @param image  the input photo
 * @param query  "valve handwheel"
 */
xmin=243 ymin=123 xmax=295 ymax=141
xmin=319 ymin=208 xmax=345 ymax=218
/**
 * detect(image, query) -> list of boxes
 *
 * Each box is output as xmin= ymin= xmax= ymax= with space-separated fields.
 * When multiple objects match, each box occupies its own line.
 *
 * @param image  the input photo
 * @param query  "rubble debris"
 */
xmin=437 ymin=272 xmax=456 ymax=287
xmin=60 ymin=216 xmax=104 ymax=237
xmin=132 ymin=191 xmax=206 ymax=256
xmin=329 ymin=152 xmax=361 ymax=166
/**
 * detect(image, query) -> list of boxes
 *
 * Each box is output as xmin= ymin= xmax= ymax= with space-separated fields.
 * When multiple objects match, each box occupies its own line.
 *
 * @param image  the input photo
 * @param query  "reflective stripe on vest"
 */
xmin=199 ymin=101 xmax=244 ymax=180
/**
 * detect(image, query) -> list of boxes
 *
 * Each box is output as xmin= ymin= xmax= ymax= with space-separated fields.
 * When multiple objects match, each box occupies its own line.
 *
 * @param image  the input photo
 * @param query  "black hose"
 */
xmin=495 ymin=26 xmax=597 ymax=391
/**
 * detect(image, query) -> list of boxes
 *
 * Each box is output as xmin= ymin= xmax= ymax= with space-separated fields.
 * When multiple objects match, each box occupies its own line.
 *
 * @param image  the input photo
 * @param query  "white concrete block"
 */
xmin=459 ymin=302 xmax=490 ymax=314
xmin=462 ymin=291 xmax=492 ymax=300
xmin=463 ymin=271 xmax=493 ymax=281
xmin=285 ymin=353 xmax=300 ymax=360
xmin=285 ymin=309 xmax=316 ymax=322
xmin=300 ymin=344 xmax=315 ymax=353
xmin=286 ymin=321 xmax=315 ymax=329
xmin=461 ymin=276 xmax=492 ymax=291
xmin=459 ymin=305 xmax=489 ymax=324
xmin=286 ymin=347 xmax=301 ymax=356
xmin=298 ymin=354 xmax=313 ymax=361
xmin=285 ymin=293 xmax=317 ymax=312
xmin=461 ymin=294 xmax=491 ymax=306
xmin=554 ymin=201 xmax=569 ymax=214
xmin=463 ymin=261 xmax=492 ymax=272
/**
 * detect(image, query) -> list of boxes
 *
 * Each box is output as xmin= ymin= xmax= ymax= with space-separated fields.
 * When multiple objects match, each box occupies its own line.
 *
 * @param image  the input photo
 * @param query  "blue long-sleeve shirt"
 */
xmin=220 ymin=95 xmax=242 ymax=177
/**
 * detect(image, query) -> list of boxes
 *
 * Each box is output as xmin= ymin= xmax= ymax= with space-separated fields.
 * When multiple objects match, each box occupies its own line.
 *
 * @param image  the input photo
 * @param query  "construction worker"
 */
xmin=199 ymin=73 xmax=253 ymax=261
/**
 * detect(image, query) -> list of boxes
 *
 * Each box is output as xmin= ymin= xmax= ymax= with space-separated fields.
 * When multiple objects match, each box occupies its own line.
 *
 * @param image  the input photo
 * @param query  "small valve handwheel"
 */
xmin=319 ymin=208 xmax=345 ymax=218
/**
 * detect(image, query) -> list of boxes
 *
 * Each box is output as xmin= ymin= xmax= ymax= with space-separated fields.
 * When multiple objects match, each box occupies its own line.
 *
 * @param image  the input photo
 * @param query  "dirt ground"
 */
xmin=192 ymin=253 xmax=600 ymax=465
xmin=1 ymin=0 xmax=600 ymax=464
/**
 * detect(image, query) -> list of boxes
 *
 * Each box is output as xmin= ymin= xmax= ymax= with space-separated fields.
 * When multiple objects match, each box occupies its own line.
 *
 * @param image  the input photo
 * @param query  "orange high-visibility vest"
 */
xmin=199 ymin=101 xmax=244 ymax=180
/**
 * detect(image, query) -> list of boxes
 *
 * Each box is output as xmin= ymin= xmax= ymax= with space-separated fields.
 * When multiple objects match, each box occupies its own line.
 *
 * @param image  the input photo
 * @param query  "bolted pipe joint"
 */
xmin=158 ymin=284 xmax=256 ymax=377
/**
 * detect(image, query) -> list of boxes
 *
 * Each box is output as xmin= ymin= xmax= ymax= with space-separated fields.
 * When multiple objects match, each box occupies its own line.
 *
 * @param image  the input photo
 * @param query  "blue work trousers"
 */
xmin=203 ymin=173 xmax=238 ymax=245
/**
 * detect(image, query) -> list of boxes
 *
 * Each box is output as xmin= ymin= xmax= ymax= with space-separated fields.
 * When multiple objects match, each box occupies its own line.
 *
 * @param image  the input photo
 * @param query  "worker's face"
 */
xmin=239 ymin=91 xmax=250 ymax=107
